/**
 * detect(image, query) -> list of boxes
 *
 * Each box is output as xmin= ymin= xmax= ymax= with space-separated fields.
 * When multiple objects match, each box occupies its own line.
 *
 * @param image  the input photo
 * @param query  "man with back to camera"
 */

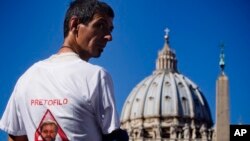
xmin=0 ymin=0 xmax=128 ymax=141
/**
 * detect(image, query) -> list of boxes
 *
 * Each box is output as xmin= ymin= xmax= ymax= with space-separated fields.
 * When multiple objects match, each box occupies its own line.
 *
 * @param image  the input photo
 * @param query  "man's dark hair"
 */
xmin=63 ymin=0 xmax=114 ymax=38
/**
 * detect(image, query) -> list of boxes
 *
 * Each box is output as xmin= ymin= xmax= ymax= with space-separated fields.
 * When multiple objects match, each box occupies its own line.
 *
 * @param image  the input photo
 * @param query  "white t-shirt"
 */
xmin=0 ymin=52 xmax=120 ymax=141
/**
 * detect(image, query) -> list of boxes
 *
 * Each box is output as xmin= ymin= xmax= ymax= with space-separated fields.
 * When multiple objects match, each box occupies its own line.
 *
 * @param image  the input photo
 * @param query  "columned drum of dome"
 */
xmin=120 ymin=29 xmax=214 ymax=141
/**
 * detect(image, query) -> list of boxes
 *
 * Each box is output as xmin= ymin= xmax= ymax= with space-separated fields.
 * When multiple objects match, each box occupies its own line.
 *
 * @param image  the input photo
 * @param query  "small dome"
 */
xmin=120 ymin=29 xmax=213 ymax=140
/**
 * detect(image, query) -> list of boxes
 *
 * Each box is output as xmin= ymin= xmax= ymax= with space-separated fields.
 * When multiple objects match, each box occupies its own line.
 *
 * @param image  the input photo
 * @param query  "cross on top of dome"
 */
xmin=164 ymin=28 xmax=170 ymax=40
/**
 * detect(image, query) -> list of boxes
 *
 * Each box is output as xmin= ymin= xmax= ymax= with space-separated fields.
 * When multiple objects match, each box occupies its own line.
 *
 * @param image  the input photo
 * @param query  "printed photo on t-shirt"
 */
xmin=35 ymin=109 xmax=69 ymax=141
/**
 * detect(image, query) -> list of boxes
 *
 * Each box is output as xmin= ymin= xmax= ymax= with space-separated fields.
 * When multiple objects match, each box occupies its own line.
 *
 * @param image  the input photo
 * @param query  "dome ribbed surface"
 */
xmin=120 ymin=71 xmax=212 ymax=124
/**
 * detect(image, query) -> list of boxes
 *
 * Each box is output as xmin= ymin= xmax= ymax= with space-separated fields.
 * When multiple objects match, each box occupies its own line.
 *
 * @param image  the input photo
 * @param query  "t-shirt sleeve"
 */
xmin=0 ymin=84 xmax=26 ymax=136
xmin=90 ymin=69 xmax=120 ymax=134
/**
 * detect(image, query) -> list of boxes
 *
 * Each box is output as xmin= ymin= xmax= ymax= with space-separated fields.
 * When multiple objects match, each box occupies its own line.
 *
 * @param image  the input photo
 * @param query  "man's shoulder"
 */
xmin=83 ymin=62 xmax=106 ymax=72
xmin=83 ymin=62 xmax=110 ymax=77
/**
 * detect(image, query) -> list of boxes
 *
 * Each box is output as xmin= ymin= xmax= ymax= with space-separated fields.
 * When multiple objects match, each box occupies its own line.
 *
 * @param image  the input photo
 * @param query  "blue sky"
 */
xmin=0 ymin=0 xmax=249 ymax=139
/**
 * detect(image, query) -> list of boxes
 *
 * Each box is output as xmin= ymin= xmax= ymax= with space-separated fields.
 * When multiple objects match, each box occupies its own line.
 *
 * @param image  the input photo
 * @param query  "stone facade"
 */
xmin=122 ymin=117 xmax=214 ymax=141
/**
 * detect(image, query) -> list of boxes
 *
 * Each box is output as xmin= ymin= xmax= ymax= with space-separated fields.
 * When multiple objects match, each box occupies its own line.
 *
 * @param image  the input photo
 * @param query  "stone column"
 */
xmin=215 ymin=73 xmax=229 ymax=141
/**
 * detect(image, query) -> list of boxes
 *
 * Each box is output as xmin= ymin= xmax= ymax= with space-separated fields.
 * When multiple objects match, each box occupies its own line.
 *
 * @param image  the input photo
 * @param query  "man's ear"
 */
xmin=69 ymin=16 xmax=79 ymax=32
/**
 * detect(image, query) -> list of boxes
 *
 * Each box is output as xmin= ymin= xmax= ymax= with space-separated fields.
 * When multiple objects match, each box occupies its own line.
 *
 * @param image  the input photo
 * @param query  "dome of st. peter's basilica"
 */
xmin=120 ymin=30 xmax=214 ymax=141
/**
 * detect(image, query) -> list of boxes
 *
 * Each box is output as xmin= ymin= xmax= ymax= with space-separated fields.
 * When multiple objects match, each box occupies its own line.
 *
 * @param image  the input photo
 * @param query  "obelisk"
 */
xmin=215 ymin=43 xmax=230 ymax=141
